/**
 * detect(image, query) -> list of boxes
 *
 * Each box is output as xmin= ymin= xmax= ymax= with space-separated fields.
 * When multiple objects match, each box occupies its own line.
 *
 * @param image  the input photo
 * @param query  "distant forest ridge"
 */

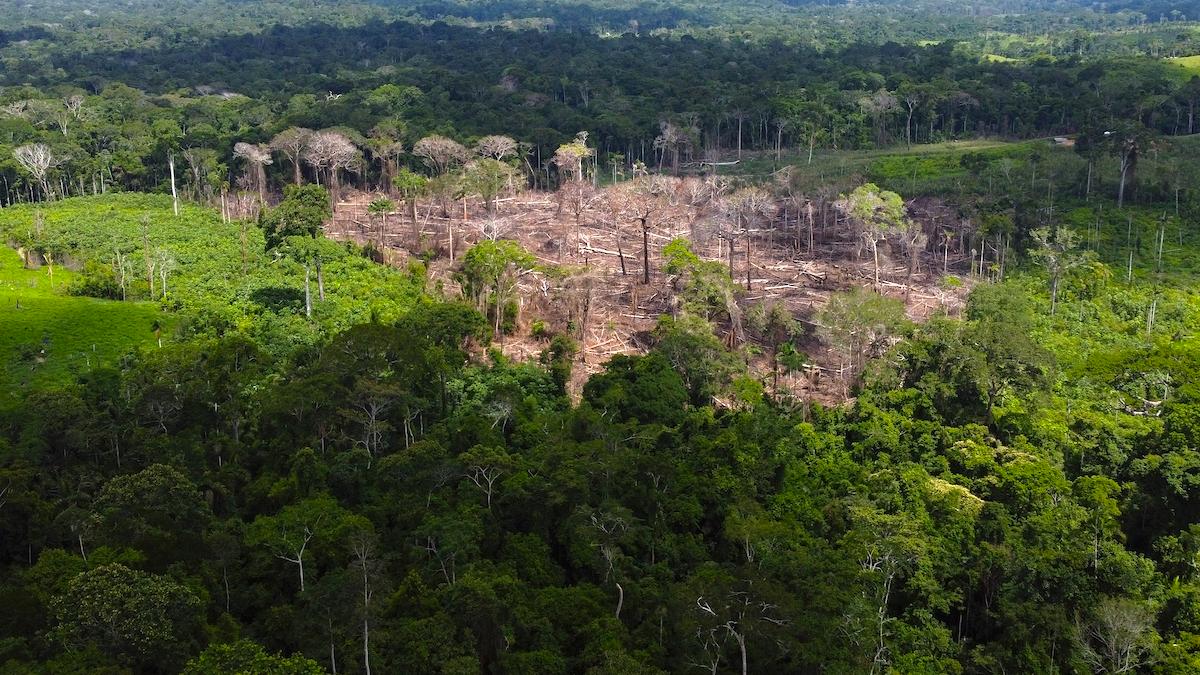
xmin=0 ymin=0 xmax=1197 ymax=41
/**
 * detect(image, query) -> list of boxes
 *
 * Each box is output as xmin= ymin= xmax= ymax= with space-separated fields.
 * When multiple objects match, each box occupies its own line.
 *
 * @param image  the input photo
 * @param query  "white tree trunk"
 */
xmin=168 ymin=154 xmax=179 ymax=216
xmin=304 ymin=264 xmax=313 ymax=318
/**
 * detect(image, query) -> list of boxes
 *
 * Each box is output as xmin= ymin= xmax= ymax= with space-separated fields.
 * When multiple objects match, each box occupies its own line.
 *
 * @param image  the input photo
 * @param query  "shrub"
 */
xmin=67 ymin=261 xmax=121 ymax=300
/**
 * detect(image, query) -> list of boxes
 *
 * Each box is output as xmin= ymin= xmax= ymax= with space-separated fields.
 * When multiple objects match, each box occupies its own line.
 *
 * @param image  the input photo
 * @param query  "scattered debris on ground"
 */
xmin=325 ymin=177 xmax=975 ymax=403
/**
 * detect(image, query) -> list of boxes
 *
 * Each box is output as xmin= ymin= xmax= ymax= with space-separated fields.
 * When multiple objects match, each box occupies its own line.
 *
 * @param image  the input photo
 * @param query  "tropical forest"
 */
xmin=1 ymin=0 xmax=1200 ymax=673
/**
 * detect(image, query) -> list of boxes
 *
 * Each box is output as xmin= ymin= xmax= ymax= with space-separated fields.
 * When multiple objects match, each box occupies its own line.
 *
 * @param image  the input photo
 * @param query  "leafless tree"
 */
xmin=654 ymin=120 xmax=694 ymax=174
xmin=476 ymin=217 xmax=512 ymax=242
xmin=680 ymin=176 xmax=725 ymax=239
xmin=772 ymin=172 xmax=810 ymax=253
xmin=1030 ymin=226 xmax=1082 ymax=316
xmin=181 ymin=147 xmax=219 ymax=202
xmin=233 ymin=142 xmax=273 ymax=204
xmin=726 ymin=187 xmax=773 ymax=290
xmin=952 ymin=91 xmax=980 ymax=135
xmin=167 ymin=152 xmax=179 ymax=215
xmin=155 ymin=249 xmax=177 ymax=300
xmin=13 ymin=144 xmax=62 ymax=201
xmin=557 ymin=179 xmax=596 ymax=253
xmin=1073 ymin=597 xmax=1156 ymax=674
xmin=596 ymin=188 xmax=632 ymax=276
xmin=141 ymin=216 xmax=156 ymax=298
xmin=858 ymin=89 xmax=899 ymax=146
xmin=340 ymin=380 xmax=395 ymax=468
xmin=412 ymin=135 xmax=468 ymax=176
xmin=773 ymin=116 xmax=792 ymax=163
xmin=900 ymin=89 xmax=922 ymax=148
xmin=13 ymin=99 xmax=60 ymax=133
xmin=474 ymin=135 xmax=518 ymax=160
xmin=690 ymin=618 xmax=729 ymax=675
xmin=350 ymin=530 xmax=380 ymax=675
xmin=1112 ymin=131 xmax=1144 ymax=209
xmin=843 ymin=516 xmax=922 ymax=675
xmin=582 ymin=508 xmax=629 ymax=616
xmin=679 ymin=176 xmax=708 ymax=210
xmin=52 ymin=94 xmax=88 ymax=136
xmin=462 ymin=454 xmax=507 ymax=511
xmin=63 ymin=94 xmax=85 ymax=119
xmin=900 ymin=224 xmax=929 ymax=297
xmin=270 ymin=127 xmax=314 ymax=185
xmin=272 ymin=520 xmax=320 ymax=593
xmin=0 ymin=100 xmax=29 ymax=119
xmin=610 ymin=179 xmax=665 ymax=283
xmin=328 ymin=133 xmax=363 ymax=189
xmin=304 ymin=130 xmax=360 ymax=197
xmin=693 ymin=585 xmax=786 ymax=675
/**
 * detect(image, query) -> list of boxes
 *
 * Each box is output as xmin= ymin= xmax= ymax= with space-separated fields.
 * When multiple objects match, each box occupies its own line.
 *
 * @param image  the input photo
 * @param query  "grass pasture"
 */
xmin=1168 ymin=55 xmax=1200 ymax=73
xmin=0 ymin=247 xmax=164 ymax=394
xmin=0 ymin=193 xmax=424 ymax=386
xmin=726 ymin=138 xmax=1035 ymax=196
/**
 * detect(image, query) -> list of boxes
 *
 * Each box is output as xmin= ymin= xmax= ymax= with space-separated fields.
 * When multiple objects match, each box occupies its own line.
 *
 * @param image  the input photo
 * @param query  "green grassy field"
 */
xmin=1168 ymin=55 xmax=1200 ymax=73
xmin=0 ymin=247 xmax=164 ymax=395
xmin=726 ymin=138 xmax=1035 ymax=195
xmin=0 ymin=193 xmax=424 ymax=391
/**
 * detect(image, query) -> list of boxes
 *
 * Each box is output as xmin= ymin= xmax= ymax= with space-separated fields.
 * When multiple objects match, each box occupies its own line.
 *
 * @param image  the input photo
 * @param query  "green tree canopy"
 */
xmin=51 ymin=564 xmax=203 ymax=672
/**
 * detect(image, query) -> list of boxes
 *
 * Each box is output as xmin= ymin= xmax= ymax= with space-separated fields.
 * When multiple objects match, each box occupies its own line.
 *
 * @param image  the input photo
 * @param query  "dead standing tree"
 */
xmin=897 ymin=225 xmax=929 ymax=299
xmin=680 ymin=176 xmax=728 ymax=240
xmin=413 ymin=135 xmax=468 ymax=222
xmin=413 ymin=135 xmax=469 ymax=178
xmin=233 ymin=142 xmax=273 ymax=206
xmin=726 ymin=187 xmax=774 ymax=290
xmin=1073 ymin=597 xmax=1156 ymax=675
xmin=474 ymin=135 xmax=518 ymax=161
xmin=613 ymin=177 xmax=671 ymax=285
xmin=560 ymin=269 xmax=600 ymax=341
xmin=858 ymin=89 xmax=899 ymax=148
xmin=270 ymin=127 xmax=313 ymax=185
xmin=653 ymin=120 xmax=692 ymax=175
xmin=556 ymin=179 xmax=596 ymax=257
xmin=181 ymin=147 xmax=220 ymax=204
xmin=303 ymin=130 xmax=360 ymax=201
xmin=773 ymin=168 xmax=812 ymax=254
xmin=55 ymin=94 xmax=88 ymax=137
xmin=13 ymin=144 xmax=63 ymax=201
xmin=596 ymin=186 xmax=633 ymax=277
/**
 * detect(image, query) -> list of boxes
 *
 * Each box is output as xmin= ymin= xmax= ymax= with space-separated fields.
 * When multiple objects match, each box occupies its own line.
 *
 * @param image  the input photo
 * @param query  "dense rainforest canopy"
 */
xmin=3 ymin=0 xmax=1200 ymax=204
xmin=2 ymin=1 xmax=1200 ymax=674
